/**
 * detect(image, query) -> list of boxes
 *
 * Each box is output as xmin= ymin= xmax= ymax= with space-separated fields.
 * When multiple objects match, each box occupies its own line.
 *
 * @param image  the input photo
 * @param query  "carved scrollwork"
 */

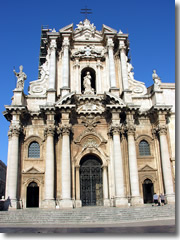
xmin=109 ymin=123 xmax=122 ymax=135
xmin=126 ymin=123 xmax=136 ymax=135
xmin=157 ymin=125 xmax=167 ymax=135
xmin=44 ymin=125 xmax=55 ymax=138
xmin=60 ymin=124 xmax=72 ymax=135
xmin=8 ymin=124 xmax=22 ymax=138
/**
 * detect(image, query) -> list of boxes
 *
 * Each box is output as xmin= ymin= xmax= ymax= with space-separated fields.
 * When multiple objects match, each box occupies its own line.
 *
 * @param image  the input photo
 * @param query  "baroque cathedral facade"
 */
xmin=4 ymin=19 xmax=175 ymax=209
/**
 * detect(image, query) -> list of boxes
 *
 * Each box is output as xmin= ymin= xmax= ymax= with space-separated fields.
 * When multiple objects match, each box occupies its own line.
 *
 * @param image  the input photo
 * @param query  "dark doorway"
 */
xmin=26 ymin=182 xmax=39 ymax=208
xmin=143 ymin=179 xmax=154 ymax=203
xmin=81 ymin=67 xmax=96 ymax=93
xmin=80 ymin=155 xmax=103 ymax=206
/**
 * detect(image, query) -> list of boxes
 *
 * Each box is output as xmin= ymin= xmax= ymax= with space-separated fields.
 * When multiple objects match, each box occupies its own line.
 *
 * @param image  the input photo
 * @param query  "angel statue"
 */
xmin=13 ymin=65 xmax=27 ymax=90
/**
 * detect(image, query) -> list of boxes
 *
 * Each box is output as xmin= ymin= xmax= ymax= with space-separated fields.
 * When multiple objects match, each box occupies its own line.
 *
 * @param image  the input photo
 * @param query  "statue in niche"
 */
xmin=13 ymin=65 xmax=27 ymax=90
xmin=152 ymin=70 xmax=161 ymax=91
xmin=83 ymin=71 xmax=94 ymax=94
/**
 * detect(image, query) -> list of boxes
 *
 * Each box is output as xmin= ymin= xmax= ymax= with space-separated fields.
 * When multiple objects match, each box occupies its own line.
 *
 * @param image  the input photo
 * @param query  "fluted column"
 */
xmin=127 ymin=124 xmax=143 ymax=205
xmin=61 ymin=36 xmax=70 ymax=96
xmin=60 ymin=124 xmax=73 ymax=208
xmin=75 ymin=166 xmax=81 ymax=207
xmin=96 ymin=60 xmax=102 ymax=93
xmin=110 ymin=124 xmax=128 ymax=206
xmin=157 ymin=125 xmax=175 ymax=203
xmin=102 ymin=166 xmax=110 ymax=206
xmin=43 ymin=125 xmax=55 ymax=208
xmin=6 ymin=125 xmax=21 ymax=209
xmin=107 ymin=38 xmax=116 ymax=88
xmin=73 ymin=59 xmax=80 ymax=93
xmin=119 ymin=41 xmax=129 ymax=90
xmin=49 ymin=37 xmax=57 ymax=90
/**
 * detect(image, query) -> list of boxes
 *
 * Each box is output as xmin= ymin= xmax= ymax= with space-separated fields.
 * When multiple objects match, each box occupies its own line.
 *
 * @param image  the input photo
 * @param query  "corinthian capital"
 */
xmin=60 ymin=124 xmax=72 ymax=135
xmin=127 ymin=124 xmax=136 ymax=136
xmin=157 ymin=125 xmax=167 ymax=135
xmin=109 ymin=123 xmax=122 ymax=135
xmin=44 ymin=125 xmax=55 ymax=138
xmin=50 ymin=39 xmax=57 ymax=51
xmin=8 ymin=124 xmax=22 ymax=138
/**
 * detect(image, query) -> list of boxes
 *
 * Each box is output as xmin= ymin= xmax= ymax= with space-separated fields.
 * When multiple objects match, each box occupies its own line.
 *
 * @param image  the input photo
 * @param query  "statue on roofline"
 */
xmin=152 ymin=70 xmax=161 ymax=91
xmin=13 ymin=65 xmax=27 ymax=90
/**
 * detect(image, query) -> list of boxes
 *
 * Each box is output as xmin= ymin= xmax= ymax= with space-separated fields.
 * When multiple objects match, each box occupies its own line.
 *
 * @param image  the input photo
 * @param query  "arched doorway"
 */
xmin=81 ymin=67 xmax=96 ymax=93
xmin=143 ymin=179 xmax=154 ymax=203
xmin=26 ymin=182 xmax=39 ymax=208
xmin=80 ymin=155 xmax=103 ymax=206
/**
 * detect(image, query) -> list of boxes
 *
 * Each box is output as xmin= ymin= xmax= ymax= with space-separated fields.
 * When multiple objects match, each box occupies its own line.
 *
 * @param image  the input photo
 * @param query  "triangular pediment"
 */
xmin=59 ymin=23 xmax=73 ymax=33
xmin=22 ymin=167 xmax=43 ymax=174
xmin=102 ymin=24 xmax=117 ymax=34
xmin=104 ymin=92 xmax=126 ymax=106
xmin=139 ymin=165 xmax=156 ymax=172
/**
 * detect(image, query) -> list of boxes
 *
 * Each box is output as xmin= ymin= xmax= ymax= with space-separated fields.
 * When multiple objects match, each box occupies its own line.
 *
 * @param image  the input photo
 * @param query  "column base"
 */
xmin=60 ymin=87 xmax=70 ymax=97
xmin=104 ymin=199 xmax=111 ymax=207
xmin=6 ymin=199 xmax=18 ymax=210
xmin=42 ymin=199 xmax=56 ymax=209
xmin=75 ymin=200 xmax=82 ymax=208
xmin=59 ymin=199 xmax=74 ymax=209
xmin=131 ymin=196 xmax=143 ymax=206
xmin=114 ymin=197 xmax=128 ymax=207
xmin=166 ymin=194 xmax=175 ymax=204
xmin=122 ymin=89 xmax=132 ymax=103
xmin=109 ymin=87 xmax=120 ymax=96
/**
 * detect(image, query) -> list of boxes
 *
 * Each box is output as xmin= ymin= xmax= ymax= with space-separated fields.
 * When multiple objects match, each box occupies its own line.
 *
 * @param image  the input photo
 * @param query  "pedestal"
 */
xmin=104 ymin=199 xmax=111 ymax=207
xmin=60 ymin=87 xmax=70 ymax=97
xmin=59 ymin=199 xmax=74 ymax=209
xmin=110 ymin=87 xmax=120 ymax=96
xmin=114 ymin=197 xmax=128 ymax=207
xmin=166 ymin=194 xmax=175 ymax=204
xmin=75 ymin=200 xmax=82 ymax=208
xmin=131 ymin=196 xmax=143 ymax=206
xmin=42 ymin=199 xmax=56 ymax=209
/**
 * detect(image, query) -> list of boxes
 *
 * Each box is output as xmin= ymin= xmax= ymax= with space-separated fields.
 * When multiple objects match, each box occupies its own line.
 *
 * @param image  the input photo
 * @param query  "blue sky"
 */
xmin=0 ymin=0 xmax=175 ymax=165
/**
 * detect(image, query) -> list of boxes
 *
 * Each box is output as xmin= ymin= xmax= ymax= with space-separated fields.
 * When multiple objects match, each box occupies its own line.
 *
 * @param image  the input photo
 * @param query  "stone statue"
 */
xmin=152 ymin=70 xmax=161 ymax=91
xmin=83 ymin=71 xmax=94 ymax=94
xmin=13 ymin=65 xmax=27 ymax=90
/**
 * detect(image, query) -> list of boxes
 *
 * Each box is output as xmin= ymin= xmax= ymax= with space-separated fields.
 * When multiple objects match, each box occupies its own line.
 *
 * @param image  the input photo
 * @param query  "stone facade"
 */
xmin=0 ymin=160 xmax=6 ymax=199
xmin=3 ymin=19 xmax=175 ymax=209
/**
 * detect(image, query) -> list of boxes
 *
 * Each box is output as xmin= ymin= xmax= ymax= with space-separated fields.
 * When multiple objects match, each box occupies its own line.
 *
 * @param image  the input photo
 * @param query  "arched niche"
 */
xmin=81 ymin=67 xmax=96 ymax=93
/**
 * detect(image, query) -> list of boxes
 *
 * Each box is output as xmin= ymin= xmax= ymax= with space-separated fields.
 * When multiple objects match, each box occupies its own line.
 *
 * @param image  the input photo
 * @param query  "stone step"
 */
xmin=0 ymin=204 xmax=175 ymax=225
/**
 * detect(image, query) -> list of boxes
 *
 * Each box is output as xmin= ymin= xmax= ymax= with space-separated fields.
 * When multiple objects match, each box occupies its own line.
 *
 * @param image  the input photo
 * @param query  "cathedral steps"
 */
xmin=0 ymin=204 xmax=175 ymax=225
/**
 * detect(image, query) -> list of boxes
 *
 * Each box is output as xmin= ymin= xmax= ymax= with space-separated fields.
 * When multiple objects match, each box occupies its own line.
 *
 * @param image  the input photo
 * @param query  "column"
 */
xmin=47 ymin=36 xmax=58 ymax=103
xmin=96 ymin=60 xmax=102 ymax=93
xmin=75 ymin=166 xmax=81 ymax=207
xmin=6 ymin=125 xmax=21 ymax=209
xmin=73 ymin=59 xmax=80 ymax=93
xmin=127 ymin=125 xmax=143 ymax=205
xmin=48 ymin=37 xmax=57 ymax=90
xmin=102 ymin=166 xmax=110 ymax=206
xmin=60 ymin=124 xmax=73 ymax=208
xmin=111 ymin=124 xmax=128 ymax=206
xmin=158 ymin=125 xmax=175 ymax=203
xmin=107 ymin=38 xmax=116 ymax=88
xmin=43 ymin=125 xmax=55 ymax=208
xmin=61 ymin=36 xmax=70 ymax=96
xmin=119 ymin=41 xmax=129 ymax=90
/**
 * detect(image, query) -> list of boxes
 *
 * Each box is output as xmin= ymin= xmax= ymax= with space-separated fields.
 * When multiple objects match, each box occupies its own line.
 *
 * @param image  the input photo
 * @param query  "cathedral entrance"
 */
xmin=26 ymin=182 xmax=39 ymax=208
xmin=80 ymin=155 xmax=103 ymax=206
xmin=143 ymin=179 xmax=154 ymax=203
